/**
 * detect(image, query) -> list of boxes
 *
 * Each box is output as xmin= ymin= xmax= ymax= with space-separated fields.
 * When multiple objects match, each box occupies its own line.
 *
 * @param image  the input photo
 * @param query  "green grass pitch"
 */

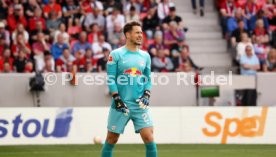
xmin=0 ymin=144 xmax=276 ymax=157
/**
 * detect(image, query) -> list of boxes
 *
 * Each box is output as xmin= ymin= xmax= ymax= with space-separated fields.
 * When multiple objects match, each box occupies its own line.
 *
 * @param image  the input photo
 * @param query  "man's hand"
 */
xmin=113 ymin=93 xmax=129 ymax=116
xmin=136 ymin=90 xmax=151 ymax=109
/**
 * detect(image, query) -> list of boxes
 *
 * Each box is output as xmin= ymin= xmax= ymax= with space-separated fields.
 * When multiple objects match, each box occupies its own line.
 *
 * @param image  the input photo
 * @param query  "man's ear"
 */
xmin=125 ymin=32 xmax=130 ymax=39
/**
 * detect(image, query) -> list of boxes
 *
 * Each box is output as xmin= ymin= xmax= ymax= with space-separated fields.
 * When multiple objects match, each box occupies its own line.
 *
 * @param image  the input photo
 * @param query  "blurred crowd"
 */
xmin=1 ymin=0 xmax=274 ymax=75
xmin=0 ymin=0 xmax=202 ymax=74
xmin=216 ymin=0 xmax=276 ymax=74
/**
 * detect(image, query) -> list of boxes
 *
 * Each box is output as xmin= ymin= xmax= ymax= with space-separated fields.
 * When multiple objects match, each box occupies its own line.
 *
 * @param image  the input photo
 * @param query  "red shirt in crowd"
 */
xmin=28 ymin=17 xmax=46 ymax=31
xmin=11 ymin=43 xmax=31 ymax=58
xmin=43 ymin=3 xmax=62 ymax=16
xmin=88 ymin=32 xmax=102 ymax=43
xmin=81 ymin=0 xmax=93 ymax=14
xmin=0 ymin=57 xmax=14 ymax=72
xmin=56 ymin=57 xmax=75 ymax=72
xmin=73 ymin=57 xmax=86 ymax=72
xmin=254 ymin=27 xmax=268 ymax=36
xmin=7 ymin=15 xmax=27 ymax=32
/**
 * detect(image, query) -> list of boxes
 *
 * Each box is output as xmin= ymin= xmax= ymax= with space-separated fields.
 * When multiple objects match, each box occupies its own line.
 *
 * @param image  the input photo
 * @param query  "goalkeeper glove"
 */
xmin=113 ymin=93 xmax=129 ymax=115
xmin=136 ymin=90 xmax=151 ymax=109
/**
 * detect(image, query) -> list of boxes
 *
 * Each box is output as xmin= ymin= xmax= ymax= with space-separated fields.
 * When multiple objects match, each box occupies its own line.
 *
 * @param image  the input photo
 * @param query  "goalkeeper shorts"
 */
xmin=107 ymin=107 xmax=153 ymax=134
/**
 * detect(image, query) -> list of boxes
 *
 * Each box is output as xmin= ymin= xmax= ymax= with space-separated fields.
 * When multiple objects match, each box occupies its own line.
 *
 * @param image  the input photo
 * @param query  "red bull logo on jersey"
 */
xmin=124 ymin=68 xmax=142 ymax=77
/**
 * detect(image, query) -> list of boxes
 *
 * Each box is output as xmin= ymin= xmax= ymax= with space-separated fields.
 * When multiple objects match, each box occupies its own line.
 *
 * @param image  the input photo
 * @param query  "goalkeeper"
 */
xmin=101 ymin=21 xmax=158 ymax=157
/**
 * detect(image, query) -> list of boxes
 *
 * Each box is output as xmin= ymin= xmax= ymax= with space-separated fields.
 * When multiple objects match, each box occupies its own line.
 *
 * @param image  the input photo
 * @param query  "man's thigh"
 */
xmin=107 ymin=107 xmax=130 ymax=134
xmin=130 ymin=109 xmax=154 ymax=133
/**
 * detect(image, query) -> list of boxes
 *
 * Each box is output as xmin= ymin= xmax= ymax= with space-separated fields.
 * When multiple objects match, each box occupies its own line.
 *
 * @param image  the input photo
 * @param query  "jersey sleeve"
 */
xmin=107 ymin=51 xmax=119 ymax=93
xmin=144 ymin=53 xmax=152 ymax=91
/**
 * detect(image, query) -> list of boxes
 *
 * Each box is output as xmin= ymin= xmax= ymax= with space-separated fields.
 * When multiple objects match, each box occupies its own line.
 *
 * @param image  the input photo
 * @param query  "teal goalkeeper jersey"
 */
xmin=107 ymin=46 xmax=152 ymax=110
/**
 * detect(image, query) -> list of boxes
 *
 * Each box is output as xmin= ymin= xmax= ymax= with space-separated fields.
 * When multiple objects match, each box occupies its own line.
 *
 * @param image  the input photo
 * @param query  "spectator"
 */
xmin=92 ymin=34 xmax=112 ymax=59
xmin=236 ymin=32 xmax=253 ymax=61
xmin=7 ymin=4 xmax=27 ymax=32
xmin=12 ymin=23 xmax=29 ymax=45
xmin=254 ymin=36 xmax=269 ymax=66
xmin=115 ymin=34 xmax=126 ymax=50
xmin=0 ymin=48 xmax=14 ymax=72
xmin=53 ymin=23 xmax=70 ymax=44
xmin=227 ymin=8 xmax=248 ymax=35
xmin=56 ymin=48 xmax=75 ymax=72
xmin=43 ymin=0 xmax=62 ymax=19
xmin=83 ymin=48 xmax=97 ymax=72
xmin=125 ymin=5 xmax=139 ymax=23
xmin=264 ymin=0 xmax=276 ymax=28
xmin=13 ymin=50 xmax=28 ymax=73
xmin=88 ymin=23 xmax=102 ymax=44
xmin=32 ymin=32 xmax=51 ymax=71
xmin=0 ymin=0 xmax=8 ymax=22
xmin=263 ymin=0 xmax=275 ymax=20
xmin=11 ymin=33 xmax=31 ymax=58
xmin=142 ymin=6 xmax=159 ymax=39
xmin=220 ymin=0 xmax=238 ymax=37
xmin=104 ymin=0 xmax=123 ymax=15
xmin=240 ymin=45 xmax=260 ymax=75
xmin=148 ymin=31 xmax=167 ymax=57
xmin=32 ymin=32 xmax=51 ymax=56
xmin=106 ymin=7 xmax=125 ymax=37
xmin=30 ymin=21 xmax=50 ymax=43
xmin=83 ymin=8 xmax=105 ymax=31
xmin=24 ymin=0 xmax=40 ymax=19
xmin=164 ymin=21 xmax=185 ymax=49
xmin=157 ymin=0 xmax=173 ymax=21
xmin=72 ymin=31 xmax=91 ymax=55
xmin=263 ymin=48 xmax=276 ymax=72
xmin=175 ymin=45 xmax=201 ymax=72
xmin=28 ymin=7 xmax=46 ymax=31
xmin=97 ymin=48 xmax=110 ymax=72
xmin=0 ymin=31 xmax=9 ymax=57
xmin=2 ymin=62 xmax=12 ymax=73
xmin=0 ymin=21 xmax=10 ymax=45
xmin=24 ymin=61 xmax=34 ymax=73
xmin=62 ymin=0 xmax=80 ymax=27
xmin=231 ymin=19 xmax=250 ymax=47
xmin=89 ymin=0 xmax=104 ymax=11
xmin=51 ymin=33 xmax=69 ymax=60
xmin=249 ymin=9 xmax=269 ymax=31
xmin=73 ymin=50 xmax=86 ymax=72
xmin=162 ymin=6 xmax=183 ymax=28
xmin=46 ymin=11 xmax=63 ymax=34
xmin=124 ymin=0 xmax=141 ymax=15
xmin=80 ymin=0 xmax=93 ymax=16
xmin=152 ymin=49 xmax=174 ymax=72
xmin=108 ymin=23 xmax=123 ymax=49
xmin=43 ymin=52 xmax=55 ymax=72
xmin=67 ymin=18 xmax=82 ymax=40
xmin=252 ymin=19 xmax=270 ymax=44
xmin=242 ymin=0 xmax=261 ymax=22
xmin=191 ymin=0 xmax=205 ymax=16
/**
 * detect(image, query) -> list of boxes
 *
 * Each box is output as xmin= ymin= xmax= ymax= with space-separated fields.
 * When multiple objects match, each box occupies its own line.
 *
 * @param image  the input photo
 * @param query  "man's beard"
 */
xmin=130 ymin=38 xmax=142 ymax=46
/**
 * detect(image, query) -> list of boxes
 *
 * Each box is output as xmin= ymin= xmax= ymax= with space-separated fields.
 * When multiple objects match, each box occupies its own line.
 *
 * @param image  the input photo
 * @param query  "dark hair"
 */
xmin=123 ymin=21 xmax=142 ymax=36
xmin=237 ymin=19 xmax=244 ymax=24
xmin=130 ymin=5 xmax=136 ymax=11
xmin=63 ymin=47 xmax=70 ymax=52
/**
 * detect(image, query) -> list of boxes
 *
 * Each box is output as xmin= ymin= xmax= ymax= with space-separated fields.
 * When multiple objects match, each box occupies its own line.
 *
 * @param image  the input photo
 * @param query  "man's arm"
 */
xmin=107 ymin=51 xmax=129 ymax=114
xmin=107 ymin=51 xmax=119 ymax=94
xmin=144 ymin=53 xmax=152 ymax=91
xmin=136 ymin=53 xmax=152 ymax=109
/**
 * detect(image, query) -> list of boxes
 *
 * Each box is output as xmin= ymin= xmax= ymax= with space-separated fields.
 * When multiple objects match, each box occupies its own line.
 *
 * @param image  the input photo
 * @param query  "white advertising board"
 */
xmin=0 ymin=107 xmax=275 ymax=145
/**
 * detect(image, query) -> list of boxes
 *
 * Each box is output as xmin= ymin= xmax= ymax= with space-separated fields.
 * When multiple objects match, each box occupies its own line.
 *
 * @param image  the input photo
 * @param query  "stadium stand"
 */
xmin=0 ymin=0 xmax=274 ymax=74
